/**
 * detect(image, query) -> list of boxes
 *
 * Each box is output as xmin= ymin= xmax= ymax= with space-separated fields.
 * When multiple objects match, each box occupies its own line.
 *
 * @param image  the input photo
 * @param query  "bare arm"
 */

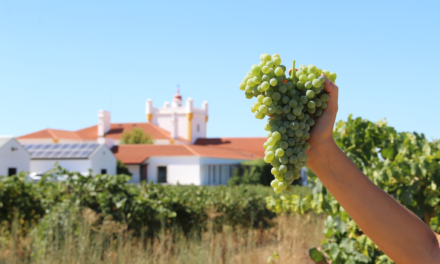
xmin=306 ymin=75 xmax=440 ymax=264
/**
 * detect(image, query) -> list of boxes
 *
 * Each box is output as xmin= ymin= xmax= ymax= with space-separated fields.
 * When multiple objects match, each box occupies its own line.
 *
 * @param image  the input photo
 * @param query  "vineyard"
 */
xmin=1 ymin=116 xmax=440 ymax=263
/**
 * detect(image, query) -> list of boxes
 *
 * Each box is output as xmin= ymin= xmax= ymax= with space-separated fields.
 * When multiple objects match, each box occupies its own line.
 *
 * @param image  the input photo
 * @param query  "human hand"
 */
xmin=306 ymin=74 xmax=339 ymax=155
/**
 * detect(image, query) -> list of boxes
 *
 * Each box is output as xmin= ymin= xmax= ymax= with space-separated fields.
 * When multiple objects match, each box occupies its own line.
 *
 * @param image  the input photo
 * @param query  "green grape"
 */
xmin=266 ymin=145 xmax=273 ymax=152
xmin=314 ymin=98 xmax=322 ymax=107
xmin=290 ymin=121 xmax=299 ymax=130
xmin=285 ymin=148 xmax=293 ymax=157
xmin=306 ymin=90 xmax=315 ymax=99
xmin=268 ymin=68 xmax=275 ymax=77
xmin=302 ymin=131 xmax=310 ymax=140
xmin=293 ymin=107 xmax=302 ymax=116
xmin=297 ymin=152 xmax=307 ymax=161
xmin=266 ymin=61 xmax=274 ymax=68
xmin=263 ymin=97 xmax=273 ymax=106
xmin=295 ymin=129 xmax=303 ymax=137
xmin=322 ymin=70 xmax=330 ymax=77
xmin=302 ymin=142 xmax=310 ymax=150
xmin=299 ymin=75 xmax=308 ymax=83
xmin=271 ymin=167 xmax=279 ymax=176
xmin=283 ymin=121 xmax=290 ymax=128
xmin=307 ymin=118 xmax=315 ymax=126
xmin=308 ymin=101 xmax=316 ymax=109
xmin=288 ymin=99 xmax=297 ymax=108
xmin=266 ymin=88 xmax=273 ymax=97
xmin=239 ymin=82 xmax=246 ymax=90
xmin=254 ymin=110 xmax=262 ymax=119
xmin=278 ymin=181 xmax=287 ymax=189
xmin=261 ymin=81 xmax=270 ymax=91
xmin=270 ymin=179 xmax=279 ymax=188
xmin=317 ymin=75 xmax=325 ymax=84
xmin=315 ymin=108 xmax=323 ymax=117
xmin=245 ymin=93 xmax=253 ymax=99
xmin=279 ymin=126 xmax=287 ymax=134
xmin=280 ymin=141 xmax=288 ymax=149
xmin=262 ymin=75 xmax=271 ymax=82
xmin=304 ymin=124 xmax=310 ymax=132
xmin=268 ymin=118 xmax=277 ymax=126
xmin=294 ymin=161 xmax=303 ymax=169
xmin=275 ymin=105 xmax=283 ymax=114
xmin=305 ymin=81 xmax=313 ymax=89
xmin=268 ymin=105 xmax=276 ymax=114
xmin=262 ymin=66 xmax=270 ymax=74
xmin=282 ymin=105 xmax=290 ymax=114
xmin=257 ymin=95 xmax=264 ymax=103
xmin=259 ymin=105 xmax=268 ymax=114
xmin=245 ymin=85 xmax=253 ymax=93
xmin=277 ymin=120 xmax=284 ymax=127
xmin=272 ymin=92 xmax=281 ymax=101
xmin=260 ymin=53 xmax=267 ymax=61
xmin=308 ymin=73 xmax=316 ymax=81
xmin=267 ymin=137 xmax=276 ymax=146
xmin=284 ymin=170 xmax=293 ymax=181
xmin=251 ymin=65 xmax=261 ymax=75
xmin=264 ymin=123 xmax=271 ymax=131
xmin=266 ymin=151 xmax=274 ymax=160
xmin=312 ymin=79 xmax=321 ymax=88
xmin=272 ymin=131 xmax=281 ymax=141
xmin=279 ymin=156 xmax=289 ymax=164
xmin=298 ymin=112 xmax=304 ymax=120
xmin=251 ymin=105 xmax=256 ymax=113
xmin=263 ymin=155 xmax=272 ymax=163
xmin=308 ymin=64 xmax=317 ymax=74
xmin=258 ymin=61 xmax=265 ymax=69
xmin=247 ymin=78 xmax=255 ymax=87
xmin=279 ymin=65 xmax=286 ymax=72
xmin=279 ymin=85 xmax=287 ymax=93
xmin=320 ymin=94 xmax=329 ymax=103
xmin=252 ymin=87 xmax=260 ymax=96
xmin=263 ymin=142 xmax=269 ymax=150
xmin=299 ymin=122 xmax=305 ymax=130
xmin=256 ymin=85 xmax=263 ymax=93
xmin=293 ymin=147 xmax=300 ymax=154
xmin=288 ymin=138 xmax=295 ymax=146
xmin=300 ymin=95 xmax=308 ymax=104
xmin=274 ymin=187 xmax=282 ymax=193
xmin=279 ymin=164 xmax=287 ymax=173
xmin=275 ymin=67 xmax=284 ymax=76
xmin=296 ymin=82 xmax=305 ymax=90
xmin=307 ymin=107 xmax=316 ymax=114
xmin=289 ymin=155 xmax=298 ymax=164
xmin=295 ymin=70 xmax=304 ymax=78
xmin=253 ymin=75 xmax=262 ymax=85
xmin=263 ymin=54 xmax=272 ymax=62
xmin=286 ymin=82 xmax=293 ymax=90
xmin=281 ymin=134 xmax=288 ymax=141
xmin=287 ymin=113 xmax=296 ymax=121
xmin=281 ymin=96 xmax=289 ymax=104
xmin=270 ymin=78 xmax=278 ymax=87
xmin=329 ymin=72 xmax=337 ymax=82
xmin=273 ymin=57 xmax=281 ymax=66
xmin=293 ymin=171 xmax=300 ymax=180
xmin=271 ymin=158 xmax=280 ymax=167
xmin=321 ymin=102 xmax=327 ymax=109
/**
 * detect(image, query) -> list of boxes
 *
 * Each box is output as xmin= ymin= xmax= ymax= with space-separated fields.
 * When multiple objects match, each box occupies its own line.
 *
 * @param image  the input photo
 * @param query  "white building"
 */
xmin=16 ymin=90 xmax=266 ymax=185
xmin=0 ymin=137 xmax=30 ymax=176
xmin=22 ymin=143 xmax=117 ymax=176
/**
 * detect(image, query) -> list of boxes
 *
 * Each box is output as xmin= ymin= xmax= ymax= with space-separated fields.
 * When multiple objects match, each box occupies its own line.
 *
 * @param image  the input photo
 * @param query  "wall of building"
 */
xmin=127 ymin=164 xmax=140 ymax=183
xmin=199 ymin=157 xmax=245 ymax=186
xmin=191 ymin=111 xmax=207 ymax=143
xmin=146 ymin=156 xmax=200 ymax=185
xmin=0 ymin=139 xmax=30 ymax=176
xmin=30 ymin=159 xmax=92 ymax=175
xmin=90 ymin=145 xmax=117 ymax=175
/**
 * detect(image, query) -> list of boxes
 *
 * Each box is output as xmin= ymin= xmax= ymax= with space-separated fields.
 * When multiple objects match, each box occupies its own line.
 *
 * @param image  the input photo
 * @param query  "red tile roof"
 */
xmin=19 ymin=123 xmax=186 ymax=142
xmin=194 ymin=137 xmax=266 ymax=157
xmin=18 ymin=128 xmax=83 ymax=140
xmin=112 ymin=141 xmax=264 ymax=164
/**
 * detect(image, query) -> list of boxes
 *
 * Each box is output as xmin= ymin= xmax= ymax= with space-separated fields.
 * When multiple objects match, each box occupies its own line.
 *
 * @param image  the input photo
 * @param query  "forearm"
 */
xmin=308 ymin=141 xmax=440 ymax=264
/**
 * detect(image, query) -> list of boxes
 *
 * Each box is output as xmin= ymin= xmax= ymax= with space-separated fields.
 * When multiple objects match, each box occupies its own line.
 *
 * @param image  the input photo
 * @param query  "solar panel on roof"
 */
xmin=70 ymin=144 xmax=78 ymax=149
xmin=35 ymin=151 xmax=44 ymax=157
xmin=43 ymin=145 xmax=51 ymax=149
xmin=88 ymin=144 xmax=98 ymax=149
xmin=61 ymin=144 xmax=69 ymax=149
xmin=54 ymin=151 xmax=62 ymax=157
xmin=25 ymin=145 xmax=34 ymax=150
xmin=80 ymin=151 xmax=91 ymax=157
xmin=52 ymin=145 xmax=60 ymax=149
xmin=79 ymin=144 xmax=88 ymax=149
xmin=34 ymin=145 xmax=43 ymax=149
xmin=22 ymin=143 xmax=99 ymax=159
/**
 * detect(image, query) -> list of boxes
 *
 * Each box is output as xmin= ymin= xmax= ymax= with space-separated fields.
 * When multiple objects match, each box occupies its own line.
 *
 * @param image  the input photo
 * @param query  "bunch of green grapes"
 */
xmin=238 ymin=53 xmax=337 ymax=193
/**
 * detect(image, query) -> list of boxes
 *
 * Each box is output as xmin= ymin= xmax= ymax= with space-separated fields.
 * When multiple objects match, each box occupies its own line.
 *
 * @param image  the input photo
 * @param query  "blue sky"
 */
xmin=1 ymin=0 xmax=439 ymax=140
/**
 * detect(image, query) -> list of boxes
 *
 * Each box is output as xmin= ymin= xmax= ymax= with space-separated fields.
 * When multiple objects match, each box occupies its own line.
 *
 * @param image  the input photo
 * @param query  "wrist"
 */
xmin=306 ymin=139 xmax=338 ymax=161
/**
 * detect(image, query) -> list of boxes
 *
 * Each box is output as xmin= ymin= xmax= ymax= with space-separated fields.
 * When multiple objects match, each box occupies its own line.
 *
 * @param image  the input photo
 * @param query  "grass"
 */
xmin=0 ymin=208 xmax=324 ymax=264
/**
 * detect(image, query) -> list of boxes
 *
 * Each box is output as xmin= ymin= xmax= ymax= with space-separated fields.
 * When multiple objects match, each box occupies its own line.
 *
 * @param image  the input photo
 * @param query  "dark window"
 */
xmin=158 ymin=166 xmax=167 ymax=183
xmin=101 ymin=169 xmax=107 ymax=174
xmin=140 ymin=165 xmax=148 ymax=182
xmin=8 ymin=168 xmax=17 ymax=176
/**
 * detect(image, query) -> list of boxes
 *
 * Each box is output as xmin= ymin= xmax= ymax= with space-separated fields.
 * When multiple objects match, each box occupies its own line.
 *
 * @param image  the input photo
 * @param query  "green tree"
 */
xmin=116 ymin=160 xmax=132 ymax=176
xmin=120 ymin=128 xmax=154 ymax=144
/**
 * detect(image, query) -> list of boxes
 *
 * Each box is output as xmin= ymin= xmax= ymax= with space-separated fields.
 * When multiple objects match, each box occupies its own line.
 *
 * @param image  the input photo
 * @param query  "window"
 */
xmin=8 ymin=168 xmax=17 ymax=176
xmin=158 ymin=166 xmax=167 ymax=183
xmin=101 ymin=169 xmax=107 ymax=174
xmin=140 ymin=165 xmax=148 ymax=182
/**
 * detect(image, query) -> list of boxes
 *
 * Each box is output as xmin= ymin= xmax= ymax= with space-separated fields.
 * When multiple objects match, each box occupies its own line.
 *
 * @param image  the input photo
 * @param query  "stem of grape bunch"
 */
xmin=239 ymin=53 xmax=333 ymax=194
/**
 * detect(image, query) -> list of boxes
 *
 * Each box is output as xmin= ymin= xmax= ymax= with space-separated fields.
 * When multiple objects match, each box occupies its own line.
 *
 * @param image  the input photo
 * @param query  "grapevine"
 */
xmin=238 ymin=53 xmax=337 ymax=193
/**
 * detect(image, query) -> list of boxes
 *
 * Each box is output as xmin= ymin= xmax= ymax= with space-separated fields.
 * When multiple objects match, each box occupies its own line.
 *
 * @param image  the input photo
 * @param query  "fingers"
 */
xmin=321 ymin=74 xmax=338 ymax=94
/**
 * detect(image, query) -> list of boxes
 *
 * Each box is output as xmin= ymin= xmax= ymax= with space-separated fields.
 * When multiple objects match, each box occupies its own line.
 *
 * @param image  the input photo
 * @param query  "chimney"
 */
xmin=202 ymin=101 xmax=209 ymax=116
xmin=98 ymin=110 xmax=111 ymax=137
xmin=146 ymin=99 xmax=154 ymax=122
xmin=170 ymin=112 xmax=178 ymax=139
xmin=186 ymin=98 xmax=193 ymax=113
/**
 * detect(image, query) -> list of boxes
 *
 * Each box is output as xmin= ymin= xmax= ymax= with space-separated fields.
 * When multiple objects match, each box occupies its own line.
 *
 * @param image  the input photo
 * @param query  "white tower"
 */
xmin=145 ymin=89 xmax=208 ymax=144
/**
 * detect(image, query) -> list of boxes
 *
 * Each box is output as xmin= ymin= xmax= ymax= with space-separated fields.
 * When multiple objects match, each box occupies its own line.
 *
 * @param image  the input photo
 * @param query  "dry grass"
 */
xmin=0 ymin=210 xmax=324 ymax=264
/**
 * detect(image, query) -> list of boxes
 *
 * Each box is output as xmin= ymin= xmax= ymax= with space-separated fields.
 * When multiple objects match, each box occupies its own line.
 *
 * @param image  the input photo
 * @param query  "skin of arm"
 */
xmin=306 ymin=75 xmax=440 ymax=264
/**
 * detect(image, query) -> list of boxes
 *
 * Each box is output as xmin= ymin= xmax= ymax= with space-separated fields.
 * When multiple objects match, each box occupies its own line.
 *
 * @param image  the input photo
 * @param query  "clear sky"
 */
xmin=1 ymin=0 xmax=439 ymax=140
